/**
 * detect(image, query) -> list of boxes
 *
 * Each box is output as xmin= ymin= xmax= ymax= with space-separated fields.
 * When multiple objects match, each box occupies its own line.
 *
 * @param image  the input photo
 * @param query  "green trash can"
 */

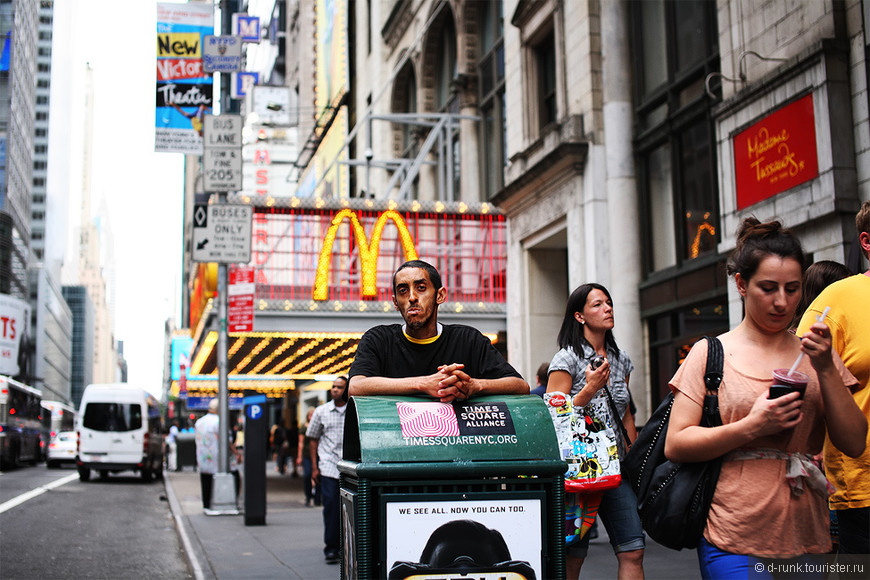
xmin=338 ymin=394 xmax=566 ymax=580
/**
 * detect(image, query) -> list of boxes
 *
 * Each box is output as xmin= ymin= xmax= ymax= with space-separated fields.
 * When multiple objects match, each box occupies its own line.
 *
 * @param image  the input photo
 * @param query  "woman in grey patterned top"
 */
xmin=547 ymin=283 xmax=644 ymax=579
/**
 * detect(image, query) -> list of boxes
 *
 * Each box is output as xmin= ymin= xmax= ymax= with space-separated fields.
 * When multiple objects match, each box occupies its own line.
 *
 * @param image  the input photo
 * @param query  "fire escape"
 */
xmin=294 ymin=96 xmax=477 ymax=203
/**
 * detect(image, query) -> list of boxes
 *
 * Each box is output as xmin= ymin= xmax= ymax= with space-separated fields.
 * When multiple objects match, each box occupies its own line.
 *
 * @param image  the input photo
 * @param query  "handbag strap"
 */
xmin=603 ymin=336 xmax=723 ymax=446
xmin=702 ymin=336 xmax=724 ymax=427
xmin=602 ymin=383 xmax=632 ymax=447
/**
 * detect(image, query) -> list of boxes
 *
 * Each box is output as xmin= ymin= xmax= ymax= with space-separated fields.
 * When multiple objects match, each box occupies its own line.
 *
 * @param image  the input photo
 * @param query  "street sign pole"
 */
xmin=204 ymin=2 xmax=242 ymax=514
xmin=198 ymin=115 xmax=246 ymax=507
xmin=211 ymin=190 xmax=238 ymax=515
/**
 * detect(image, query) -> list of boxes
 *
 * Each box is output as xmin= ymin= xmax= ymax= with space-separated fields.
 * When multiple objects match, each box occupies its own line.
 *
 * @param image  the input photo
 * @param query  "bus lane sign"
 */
xmin=203 ymin=114 xmax=243 ymax=191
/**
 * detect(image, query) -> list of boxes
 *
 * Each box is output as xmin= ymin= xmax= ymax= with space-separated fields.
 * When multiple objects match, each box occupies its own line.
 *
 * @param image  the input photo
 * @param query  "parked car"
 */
xmin=46 ymin=431 xmax=78 ymax=468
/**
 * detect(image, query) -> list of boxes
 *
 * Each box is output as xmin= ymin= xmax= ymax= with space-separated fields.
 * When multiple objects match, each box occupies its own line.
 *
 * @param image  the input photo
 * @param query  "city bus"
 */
xmin=40 ymin=400 xmax=76 ymax=459
xmin=0 ymin=376 xmax=43 ymax=468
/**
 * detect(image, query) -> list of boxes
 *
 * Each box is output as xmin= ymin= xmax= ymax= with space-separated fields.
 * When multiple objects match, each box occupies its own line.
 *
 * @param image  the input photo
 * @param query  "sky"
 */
xmin=48 ymin=1 xmax=189 ymax=398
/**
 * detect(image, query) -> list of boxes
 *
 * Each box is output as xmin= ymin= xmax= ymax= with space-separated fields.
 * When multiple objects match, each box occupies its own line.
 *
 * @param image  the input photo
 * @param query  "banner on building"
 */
xmin=1 ymin=30 xmax=10 ymax=71
xmin=0 ymin=294 xmax=32 ymax=377
xmin=243 ymin=139 xmax=298 ymax=199
xmin=0 ymin=138 xmax=6 ymax=205
xmin=315 ymin=0 xmax=348 ymax=115
xmin=733 ymin=93 xmax=819 ymax=210
xmin=170 ymin=334 xmax=193 ymax=382
xmin=300 ymin=0 xmax=349 ymax=200
xmin=155 ymin=2 xmax=214 ymax=154
xmin=298 ymin=107 xmax=349 ymax=199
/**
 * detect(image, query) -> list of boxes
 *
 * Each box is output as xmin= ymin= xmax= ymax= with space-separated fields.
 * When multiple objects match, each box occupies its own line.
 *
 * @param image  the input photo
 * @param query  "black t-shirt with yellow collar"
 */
xmin=348 ymin=324 xmax=522 ymax=383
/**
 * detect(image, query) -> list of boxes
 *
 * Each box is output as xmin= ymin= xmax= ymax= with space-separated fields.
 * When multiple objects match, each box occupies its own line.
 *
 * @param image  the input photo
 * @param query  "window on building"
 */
xmin=647 ymin=142 xmax=676 ymax=270
xmin=648 ymin=299 xmax=728 ymax=407
xmin=478 ymin=0 xmax=506 ymax=199
xmin=633 ymin=0 xmax=724 ymax=407
xmin=535 ymin=31 xmax=557 ymax=130
xmin=400 ymin=64 xmax=417 ymax=156
xmin=435 ymin=18 xmax=457 ymax=112
xmin=433 ymin=13 xmax=459 ymax=200
xmin=366 ymin=0 xmax=372 ymax=55
xmin=632 ymin=0 xmax=719 ymax=275
xmin=391 ymin=61 xmax=419 ymax=199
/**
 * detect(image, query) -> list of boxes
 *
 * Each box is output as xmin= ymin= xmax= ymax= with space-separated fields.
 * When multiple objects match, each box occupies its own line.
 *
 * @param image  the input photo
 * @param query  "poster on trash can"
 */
xmin=384 ymin=495 xmax=543 ymax=580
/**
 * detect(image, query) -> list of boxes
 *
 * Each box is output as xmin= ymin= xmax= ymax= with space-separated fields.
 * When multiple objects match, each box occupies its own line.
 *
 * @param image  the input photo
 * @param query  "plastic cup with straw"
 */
xmin=770 ymin=306 xmax=831 ymax=400
xmin=787 ymin=306 xmax=831 ymax=376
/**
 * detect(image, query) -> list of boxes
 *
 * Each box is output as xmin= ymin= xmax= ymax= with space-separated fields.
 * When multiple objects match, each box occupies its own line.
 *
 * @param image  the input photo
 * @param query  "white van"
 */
xmin=76 ymin=384 xmax=164 ymax=482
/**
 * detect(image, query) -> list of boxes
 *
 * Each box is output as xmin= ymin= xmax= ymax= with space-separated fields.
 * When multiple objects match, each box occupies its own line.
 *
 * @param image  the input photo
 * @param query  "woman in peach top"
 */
xmin=666 ymin=218 xmax=866 ymax=578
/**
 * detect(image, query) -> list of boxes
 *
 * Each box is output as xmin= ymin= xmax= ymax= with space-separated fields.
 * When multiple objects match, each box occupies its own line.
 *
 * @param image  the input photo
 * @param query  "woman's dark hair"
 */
xmin=793 ymin=259 xmax=851 ymax=324
xmin=556 ymin=283 xmax=620 ymax=360
xmin=726 ymin=217 xmax=805 ymax=281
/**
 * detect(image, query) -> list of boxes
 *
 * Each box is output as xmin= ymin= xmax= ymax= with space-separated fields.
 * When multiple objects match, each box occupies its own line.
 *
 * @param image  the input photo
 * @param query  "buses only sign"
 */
xmin=192 ymin=204 xmax=252 ymax=263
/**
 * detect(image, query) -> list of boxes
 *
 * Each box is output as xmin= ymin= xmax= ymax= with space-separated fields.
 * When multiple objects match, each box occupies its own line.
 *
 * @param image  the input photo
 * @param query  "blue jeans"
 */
xmin=567 ymin=479 xmax=645 ymax=559
xmin=321 ymin=475 xmax=340 ymax=554
xmin=698 ymin=537 xmax=826 ymax=579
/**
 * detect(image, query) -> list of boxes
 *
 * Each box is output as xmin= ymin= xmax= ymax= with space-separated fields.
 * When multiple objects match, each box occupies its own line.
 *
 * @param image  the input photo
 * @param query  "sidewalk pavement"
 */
xmin=164 ymin=460 xmax=700 ymax=580
xmin=164 ymin=460 xmax=337 ymax=580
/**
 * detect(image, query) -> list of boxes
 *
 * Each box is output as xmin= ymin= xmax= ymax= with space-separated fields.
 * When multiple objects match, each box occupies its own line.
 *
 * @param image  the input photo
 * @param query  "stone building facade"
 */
xmin=282 ymin=0 xmax=869 ymax=418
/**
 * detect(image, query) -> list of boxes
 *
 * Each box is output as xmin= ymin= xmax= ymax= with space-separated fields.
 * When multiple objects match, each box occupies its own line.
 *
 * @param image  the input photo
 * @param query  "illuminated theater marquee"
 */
xmin=241 ymin=197 xmax=508 ymax=307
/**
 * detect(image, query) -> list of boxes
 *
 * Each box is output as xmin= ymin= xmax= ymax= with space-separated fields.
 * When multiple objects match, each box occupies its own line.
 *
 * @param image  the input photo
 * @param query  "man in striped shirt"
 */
xmin=306 ymin=376 xmax=348 ymax=564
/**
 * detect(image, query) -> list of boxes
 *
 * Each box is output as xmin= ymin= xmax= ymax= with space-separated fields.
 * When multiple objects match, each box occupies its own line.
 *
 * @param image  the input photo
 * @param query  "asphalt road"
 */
xmin=0 ymin=464 xmax=191 ymax=580
xmin=1 ymin=462 xmax=705 ymax=580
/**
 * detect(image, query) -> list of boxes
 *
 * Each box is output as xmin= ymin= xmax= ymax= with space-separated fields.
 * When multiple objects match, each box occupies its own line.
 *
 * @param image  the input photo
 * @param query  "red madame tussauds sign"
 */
xmin=733 ymin=93 xmax=819 ymax=210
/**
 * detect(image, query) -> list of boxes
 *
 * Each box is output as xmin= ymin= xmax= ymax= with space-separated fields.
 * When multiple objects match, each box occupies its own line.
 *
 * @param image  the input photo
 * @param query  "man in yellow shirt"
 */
xmin=797 ymin=201 xmax=870 ymax=556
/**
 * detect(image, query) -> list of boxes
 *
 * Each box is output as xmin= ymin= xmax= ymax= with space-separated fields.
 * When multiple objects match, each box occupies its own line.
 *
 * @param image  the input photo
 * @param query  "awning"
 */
xmin=188 ymin=329 xmax=363 ymax=378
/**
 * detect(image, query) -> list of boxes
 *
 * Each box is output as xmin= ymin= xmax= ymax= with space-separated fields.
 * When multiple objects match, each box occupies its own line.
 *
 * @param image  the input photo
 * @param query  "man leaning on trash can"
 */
xmin=348 ymin=260 xmax=529 ymax=401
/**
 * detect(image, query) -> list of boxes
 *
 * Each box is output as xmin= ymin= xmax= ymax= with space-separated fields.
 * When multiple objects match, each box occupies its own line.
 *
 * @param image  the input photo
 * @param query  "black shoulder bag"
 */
xmin=622 ymin=336 xmax=724 ymax=551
